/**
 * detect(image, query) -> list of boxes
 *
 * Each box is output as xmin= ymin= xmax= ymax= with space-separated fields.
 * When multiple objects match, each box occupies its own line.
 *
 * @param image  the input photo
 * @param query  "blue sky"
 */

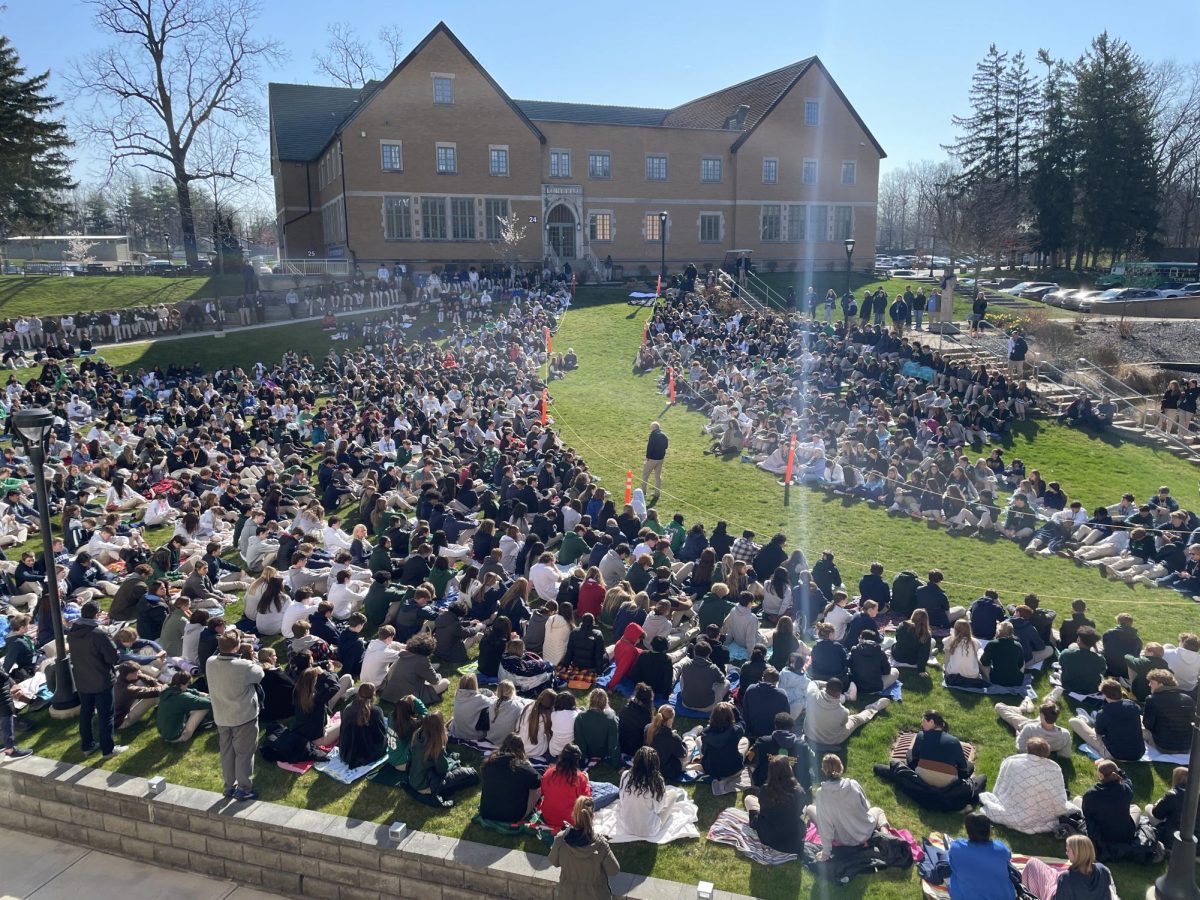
xmin=5 ymin=0 xmax=1200 ymax=183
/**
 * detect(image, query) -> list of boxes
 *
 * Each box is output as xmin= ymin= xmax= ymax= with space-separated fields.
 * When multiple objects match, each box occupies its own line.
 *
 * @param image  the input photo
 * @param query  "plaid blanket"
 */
xmin=557 ymin=664 xmax=602 ymax=690
xmin=705 ymin=807 xmax=799 ymax=865
xmin=919 ymin=834 xmax=1068 ymax=900
xmin=891 ymin=733 xmax=976 ymax=764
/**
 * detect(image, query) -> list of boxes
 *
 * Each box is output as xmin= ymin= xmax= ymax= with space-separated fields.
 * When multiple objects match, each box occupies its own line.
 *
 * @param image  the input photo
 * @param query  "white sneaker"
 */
xmin=100 ymin=745 xmax=129 ymax=760
xmin=1018 ymin=697 xmax=1036 ymax=716
xmin=870 ymin=698 xmax=891 ymax=713
xmin=1046 ymin=687 xmax=1064 ymax=705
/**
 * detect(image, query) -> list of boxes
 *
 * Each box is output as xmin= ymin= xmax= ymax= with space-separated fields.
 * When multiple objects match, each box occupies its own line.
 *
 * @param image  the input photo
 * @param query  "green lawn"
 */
xmin=0 ymin=274 xmax=243 ymax=317
xmin=12 ymin=289 xmax=1193 ymax=899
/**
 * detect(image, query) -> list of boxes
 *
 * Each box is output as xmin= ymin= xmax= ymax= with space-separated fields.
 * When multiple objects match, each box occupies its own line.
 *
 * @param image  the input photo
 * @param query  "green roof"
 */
xmin=514 ymin=100 xmax=669 ymax=127
xmin=268 ymin=82 xmax=379 ymax=161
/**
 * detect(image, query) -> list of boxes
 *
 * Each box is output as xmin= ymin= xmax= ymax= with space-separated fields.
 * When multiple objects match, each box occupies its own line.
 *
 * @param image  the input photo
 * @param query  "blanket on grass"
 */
xmin=671 ymin=671 xmax=740 ymax=719
xmin=1078 ymin=742 xmax=1190 ymax=766
xmin=891 ymin=733 xmax=976 ymax=765
xmin=942 ymin=672 xmax=1036 ymax=698
xmin=313 ymin=746 xmax=388 ymax=784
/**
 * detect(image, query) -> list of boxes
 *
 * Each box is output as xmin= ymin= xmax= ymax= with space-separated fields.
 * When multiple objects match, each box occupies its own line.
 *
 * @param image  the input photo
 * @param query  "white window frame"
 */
xmin=841 ymin=160 xmax=857 ymax=185
xmin=382 ymin=195 xmax=413 ymax=241
xmin=549 ymin=149 xmax=572 ymax=179
xmin=808 ymin=204 xmax=829 ymax=242
xmin=484 ymin=198 xmax=509 ymax=241
xmin=760 ymin=204 xmax=782 ymax=242
xmin=380 ymin=140 xmax=403 ymax=173
xmin=645 ymin=154 xmax=668 ymax=182
xmin=421 ymin=196 xmax=448 ymax=240
xmin=587 ymin=151 xmax=611 ymax=179
xmin=435 ymin=142 xmax=458 ymax=175
xmin=700 ymin=157 xmax=722 ymax=183
xmin=698 ymin=212 xmax=722 ymax=243
xmin=834 ymin=205 xmax=854 ymax=241
xmin=489 ymin=145 xmax=509 ymax=177
xmin=644 ymin=211 xmax=668 ymax=242
xmin=450 ymin=196 xmax=476 ymax=241
xmin=786 ymin=204 xmax=805 ymax=242
xmin=802 ymin=158 xmax=818 ymax=185
xmin=804 ymin=98 xmax=820 ymax=126
xmin=588 ymin=211 xmax=613 ymax=243
xmin=762 ymin=157 xmax=778 ymax=185
xmin=432 ymin=73 xmax=455 ymax=105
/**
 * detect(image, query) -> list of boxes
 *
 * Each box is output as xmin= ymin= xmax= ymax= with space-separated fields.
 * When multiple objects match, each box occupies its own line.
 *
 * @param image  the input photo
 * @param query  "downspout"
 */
xmin=339 ymin=139 xmax=355 ymax=270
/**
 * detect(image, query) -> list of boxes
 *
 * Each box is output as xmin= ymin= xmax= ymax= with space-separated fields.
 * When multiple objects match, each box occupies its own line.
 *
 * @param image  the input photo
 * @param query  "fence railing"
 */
xmin=716 ymin=271 xmax=767 ymax=312
xmin=279 ymin=259 xmax=352 ymax=278
xmin=744 ymin=271 xmax=789 ymax=309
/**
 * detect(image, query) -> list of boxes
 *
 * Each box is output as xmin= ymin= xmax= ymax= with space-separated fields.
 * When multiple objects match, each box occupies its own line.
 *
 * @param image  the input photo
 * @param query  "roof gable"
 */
xmin=269 ymin=82 xmax=378 ymax=161
xmin=661 ymin=60 xmax=812 ymax=131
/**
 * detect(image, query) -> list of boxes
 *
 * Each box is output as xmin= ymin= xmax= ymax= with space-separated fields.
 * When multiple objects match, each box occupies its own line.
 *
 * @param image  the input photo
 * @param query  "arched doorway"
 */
xmin=546 ymin=204 xmax=576 ymax=260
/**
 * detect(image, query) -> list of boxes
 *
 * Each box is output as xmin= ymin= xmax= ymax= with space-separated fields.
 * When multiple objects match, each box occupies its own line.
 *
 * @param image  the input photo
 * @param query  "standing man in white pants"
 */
xmin=641 ymin=421 xmax=668 ymax=502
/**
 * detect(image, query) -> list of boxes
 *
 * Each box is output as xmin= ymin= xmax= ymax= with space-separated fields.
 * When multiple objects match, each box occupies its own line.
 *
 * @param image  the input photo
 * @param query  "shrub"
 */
xmin=1116 ymin=362 xmax=1168 ymax=395
xmin=1029 ymin=321 xmax=1075 ymax=361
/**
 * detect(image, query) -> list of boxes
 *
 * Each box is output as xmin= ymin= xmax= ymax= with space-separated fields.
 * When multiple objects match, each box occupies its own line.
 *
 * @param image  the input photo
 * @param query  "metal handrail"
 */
xmin=716 ymin=270 xmax=767 ymax=312
xmin=744 ymin=270 xmax=789 ymax=309
xmin=280 ymin=258 xmax=351 ymax=277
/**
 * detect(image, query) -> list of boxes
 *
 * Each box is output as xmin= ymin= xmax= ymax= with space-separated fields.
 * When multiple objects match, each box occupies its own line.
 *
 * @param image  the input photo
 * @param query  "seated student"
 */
xmin=947 ymin=812 xmax=1015 ymax=900
xmin=696 ymin=583 xmax=734 ymax=632
xmin=1022 ymin=835 xmax=1113 ymax=900
xmin=338 ymin=683 xmax=388 ymax=769
xmin=603 ymin=746 xmax=698 ymax=842
xmin=385 ymin=695 xmax=427 ymax=776
xmin=361 ymin=625 xmax=402 ymax=686
xmin=379 ymin=632 xmax=451 ymax=706
xmin=641 ymin=601 xmax=674 ymax=650
xmin=742 ymin=667 xmax=791 ymax=739
xmin=842 ymin=599 xmax=879 ymax=649
xmin=539 ymin=742 xmax=592 ymax=831
xmin=549 ymin=691 xmax=581 ymax=759
xmin=685 ymin=625 xmax=729 ymax=670
xmin=450 ymin=674 xmax=496 ymax=742
xmin=516 ymin=689 xmax=556 ymax=759
xmin=768 ymin=615 xmax=805 ymax=671
xmin=574 ymin=688 xmax=621 ymax=767
xmin=1101 ymin=613 xmax=1142 ymax=677
xmin=804 ymin=677 xmax=890 ymax=752
xmin=478 ymin=733 xmax=542 ymax=823
xmin=873 ymin=710 xmax=985 ymax=812
xmin=746 ymin=711 xmax=811 ymax=791
xmin=719 ymin=591 xmax=761 ymax=653
xmin=257 ymin=647 xmax=295 ymax=723
xmin=1162 ymin=632 xmax=1200 ymax=693
xmin=114 ymin=660 xmax=164 ymax=730
xmin=563 ymin=613 xmax=608 ymax=673
xmin=483 ymin=680 xmax=527 ymax=745
xmin=1057 ymin=599 xmax=1096 ymax=651
xmin=1059 ymin=627 xmax=1108 ymax=696
xmin=407 ymin=710 xmax=479 ymax=808
xmin=994 ymin=697 xmax=1073 ymax=758
xmin=1125 ymin=642 xmax=1170 ymax=702
xmin=1150 ymin=767 xmax=1200 ymax=849
xmin=942 ymin=620 xmax=987 ymax=688
xmin=631 ymin=635 xmax=674 ymax=700
xmin=1008 ymin=605 xmax=1054 ymax=667
xmin=821 ymin=591 xmax=854 ymax=642
xmin=744 ymin=755 xmax=808 ymax=855
xmin=914 ymin=569 xmax=965 ymax=629
xmin=968 ymin=589 xmax=1006 ymax=640
xmin=980 ymin=621 xmax=1026 ymax=687
xmin=336 ymin=613 xmax=368 ymax=680
xmin=808 ymin=622 xmax=851 ymax=684
xmin=848 ymin=630 xmax=898 ymax=698
xmin=618 ymin=683 xmax=656 ymax=757
xmin=477 ymin=617 xmax=513 ymax=680
xmin=1144 ymin=669 xmax=1194 ymax=753
xmin=644 ymin=705 xmax=687 ymax=782
xmin=548 ymin=796 xmax=620 ymax=899
xmin=291 ymin=663 xmax=344 ymax=746
xmin=393 ymin=586 xmax=438 ymax=642
xmin=807 ymin=754 xmax=889 ymax=856
xmin=699 ymin=701 xmax=745 ymax=780
xmin=737 ymin=643 xmax=769 ymax=699
xmin=1079 ymin=759 xmax=1156 ymax=864
xmin=979 ymin=737 xmax=1076 ymax=834
xmin=155 ymin=671 xmax=212 ymax=743
xmin=677 ymin=640 xmax=730 ymax=714
xmin=610 ymin=620 xmax=643 ymax=687
xmin=891 ymin=608 xmax=933 ymax=673
xmin=760 ymin=567 xmax=793 ymax=625
xmin=1070 ymin=678 xmax=1146 ymax=762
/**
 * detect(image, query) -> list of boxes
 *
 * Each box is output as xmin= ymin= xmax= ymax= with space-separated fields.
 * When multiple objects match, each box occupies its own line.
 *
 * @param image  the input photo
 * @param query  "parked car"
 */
xmin=83 ymin=263 xmax=108 ymax=275
xmin=1183 ymin=283 xmax=1200 ymax=294
xmin=1043 ymin=288 xmax=1077 ymax=307
xmin=1077 ymin=288 xmax=1158 ymax=312
xmin=1059 ymin=289 xmax=1103 ymax=310
xmin=1018 ymin=283 xmax=1059 ymax=300
xmin=890 ymin=269 xmax=919 ymax=277
xmin=1154 ymin=282 xmax=1194 ymax=298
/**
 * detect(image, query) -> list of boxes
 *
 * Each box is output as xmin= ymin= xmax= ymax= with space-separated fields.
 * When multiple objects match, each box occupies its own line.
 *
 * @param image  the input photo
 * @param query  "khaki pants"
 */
xmin=1069 ymin=716 xmax=1111 ymax=759
xmin=217 ymin=718 xmax=258 ymax=792
xmin=641 ymin=457 xmax=664 ymax=495
xmin=168 ymin=708 xmax=211 ymax=743
xmin=117 ymin=697 xmax=158 ymax=729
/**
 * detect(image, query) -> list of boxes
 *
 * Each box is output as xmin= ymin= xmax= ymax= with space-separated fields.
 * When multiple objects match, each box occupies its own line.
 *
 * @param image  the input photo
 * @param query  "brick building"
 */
xmin=269 ymin=22 xmax=885 ymax=279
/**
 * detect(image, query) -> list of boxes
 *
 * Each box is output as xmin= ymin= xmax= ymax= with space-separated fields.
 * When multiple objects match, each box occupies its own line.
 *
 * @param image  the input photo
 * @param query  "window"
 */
xmin=433 ymin=75 xmax=453 ymax=104
xmin=588 ymin=212 xmax=612 ymax=242
xmin=436 ymin=144 xmax=457 ymax=174
xmin=834 ymin=205 xmax=854 ymax=240
xmin=383 ymin=196 xmax=412 ymax=240
xmin=588 ymin=152 xmax=611 ymax=179
xmin=762 ymin=157 xmax=778 ymax=184
xmin=451 ymin=197 xmax=475 ymax=240
xmin=808 ymin=205 xmax=828 ymax=241
xmin=484 ymin=198 xmax=508 ymax=241
xmin=803 ymin=159 xmax=818 ymax=185
xmin=700 ymin=158 xmax=722 ymax=183
xmin=760 ymin=204 xmax=782 ymax=242
xmin=644 ymin=213 xmax=667 ymax=242
xmin=699 ymin=213 xmax=721 ymax=243
xmin=380 ymin=142 xmax=403 ymax=172
xmin=841 ymin=161 xmax=857 ymax=185
xmin=489 ymin=146 xmax=509 ymax=176
xmin=322 ymin=197 xmax=345 ymax=244
xmin=787 ymin=205 xmax=805 ymax=241
xmin=549 ymin=149 xmax=571 ymax=178
xmin=645 ymin=154 xmax=668 ymax=181
xmin=422 ymin=197 xmax=447 ymax=239
xmin=804 ymin=99 xmax=820 ymax=126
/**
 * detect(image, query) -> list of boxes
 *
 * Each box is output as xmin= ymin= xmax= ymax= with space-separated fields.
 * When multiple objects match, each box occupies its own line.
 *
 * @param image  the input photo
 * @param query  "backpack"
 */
xmin=890 ymin=571 xmax=923 ymax=617
xmin=258 ymin=722 xmax=330 ymax=764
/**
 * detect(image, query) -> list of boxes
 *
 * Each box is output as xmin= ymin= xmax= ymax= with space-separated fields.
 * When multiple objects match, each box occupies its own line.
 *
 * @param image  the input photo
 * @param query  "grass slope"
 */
xmin=10 ymin=289 xmax=1190 ymax=899
xmin=0 ymin=275 xmax=243 ymax=317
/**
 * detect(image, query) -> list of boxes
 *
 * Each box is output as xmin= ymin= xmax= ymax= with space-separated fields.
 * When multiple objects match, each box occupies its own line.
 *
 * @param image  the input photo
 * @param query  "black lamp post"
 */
xmin=843 ymin=238 xmax=856 ymax=297
xmin=12 ymin=408 xmax=77 ymax=712
xmin=658 ymin=211 xmax=668 ymax=293
xmin=1155 ymin=712 xmax=1200 ymax=899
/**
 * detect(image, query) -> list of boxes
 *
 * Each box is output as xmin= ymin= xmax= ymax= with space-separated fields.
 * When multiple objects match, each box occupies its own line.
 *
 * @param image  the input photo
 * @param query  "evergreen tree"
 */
xmin=948 ymin=44 xmax=1011 ymax=185
xmin=1073 ymin=32 xmax=1159 ymax=262
xmin=1003 ymin=51 xmax=1040 ymax=194
xmin=1030 ymin=50 xmax=1076 ymax=267
xmin=0 ymin=36 xmax=74 ymax=235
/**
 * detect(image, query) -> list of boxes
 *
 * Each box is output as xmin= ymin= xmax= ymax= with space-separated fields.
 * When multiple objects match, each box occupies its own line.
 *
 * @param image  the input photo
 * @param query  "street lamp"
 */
xmin=658 ymin=211 xmax=668 ymax=293
xmin=1155 ymin=712 xmax=1200 ymax=899
xmin=12 ymin=407 xmax=77 ymax=713
xmin=843 ymin=238 xmax=856 ymax=298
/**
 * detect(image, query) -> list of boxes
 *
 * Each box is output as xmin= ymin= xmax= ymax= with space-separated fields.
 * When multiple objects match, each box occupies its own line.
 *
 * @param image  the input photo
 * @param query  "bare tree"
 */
xmin=315 ymin=21 xmax=404 ymax=88
xmin=70 ymin=0 xmax=283 ymax=266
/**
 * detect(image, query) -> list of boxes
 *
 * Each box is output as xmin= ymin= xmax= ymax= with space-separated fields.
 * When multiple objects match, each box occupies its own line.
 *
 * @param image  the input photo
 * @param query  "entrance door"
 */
xmin=546 ymin=204 xmax=576 ymax=259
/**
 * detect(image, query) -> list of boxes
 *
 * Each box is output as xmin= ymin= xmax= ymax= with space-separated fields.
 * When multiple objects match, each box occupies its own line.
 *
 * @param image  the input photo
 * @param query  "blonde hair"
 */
xmin=458 ymin=674 xmax=478 ymax=691
xmin=495 ymin=680 xmax=516 ymax=701
xmin=588 ymin=688 xmax=608 ymax=711
xmin=645 ymin=704 xmax=675 ymax=744
xmin=1066 ymin=835 xmax=1096 ymax=876
xmin=571 ymin=795 xmax=596 ymax=841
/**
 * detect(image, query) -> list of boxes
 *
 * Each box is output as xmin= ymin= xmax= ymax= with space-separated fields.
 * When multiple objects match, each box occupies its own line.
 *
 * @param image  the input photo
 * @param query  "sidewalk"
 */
xmin=0 ymin=826 xmax=285 ymax=900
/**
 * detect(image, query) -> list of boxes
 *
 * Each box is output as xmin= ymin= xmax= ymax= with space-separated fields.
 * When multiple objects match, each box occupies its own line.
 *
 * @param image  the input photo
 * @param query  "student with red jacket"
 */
xmin=610 ymin=622 xmax=644 ymax=688
xmin=576 ymin=569 xmax=605 ymax=620
xmin=538 ymin=742 xmax=592 ymax=831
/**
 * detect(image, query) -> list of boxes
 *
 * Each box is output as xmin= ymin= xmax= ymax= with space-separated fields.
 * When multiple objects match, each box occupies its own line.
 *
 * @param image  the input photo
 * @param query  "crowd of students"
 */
xmin=0 ymin=271 xmax=1190 ymax=900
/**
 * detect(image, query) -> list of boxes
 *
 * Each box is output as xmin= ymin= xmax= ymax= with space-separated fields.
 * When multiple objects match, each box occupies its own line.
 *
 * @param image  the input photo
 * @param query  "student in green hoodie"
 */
xmin=156 ymin=671 xmax=213 ymax=742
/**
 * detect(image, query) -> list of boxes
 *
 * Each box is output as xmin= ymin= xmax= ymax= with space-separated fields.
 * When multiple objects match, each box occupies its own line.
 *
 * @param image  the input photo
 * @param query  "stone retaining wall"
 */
xmin=0 ymin=755 xmax=754 ymax=900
